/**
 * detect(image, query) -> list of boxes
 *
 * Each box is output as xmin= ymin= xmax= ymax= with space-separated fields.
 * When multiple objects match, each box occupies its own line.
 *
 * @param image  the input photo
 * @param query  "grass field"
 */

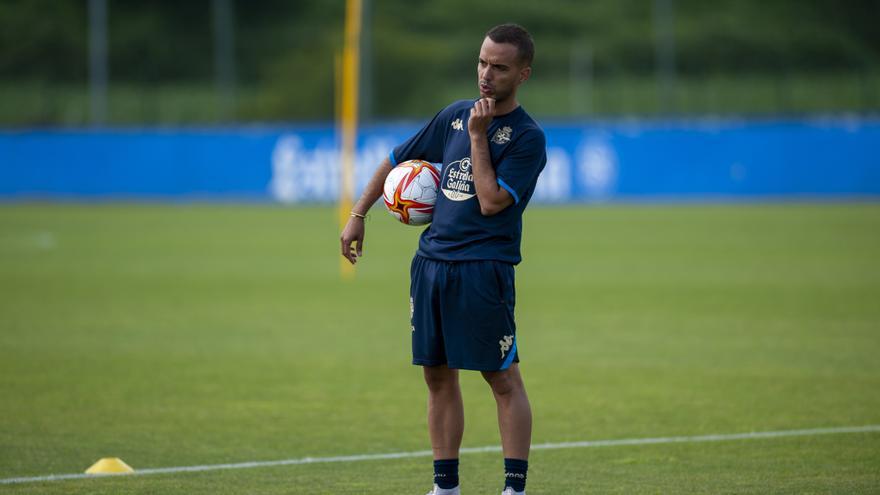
xmin=1 ymin=203 xmax=879 ymax=494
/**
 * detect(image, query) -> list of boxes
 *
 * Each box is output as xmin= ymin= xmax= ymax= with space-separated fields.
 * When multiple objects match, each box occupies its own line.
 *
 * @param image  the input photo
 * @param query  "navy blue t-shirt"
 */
xmin=391 ymin=99 xmax=547 ymax=265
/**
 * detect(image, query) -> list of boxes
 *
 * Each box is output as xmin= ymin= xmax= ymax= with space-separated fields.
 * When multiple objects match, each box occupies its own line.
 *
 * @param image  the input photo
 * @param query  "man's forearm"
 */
xmin=352 ymin=157 xmax=393 ymax=215
xmin=470 ymin=136 xmax=510 ymax=216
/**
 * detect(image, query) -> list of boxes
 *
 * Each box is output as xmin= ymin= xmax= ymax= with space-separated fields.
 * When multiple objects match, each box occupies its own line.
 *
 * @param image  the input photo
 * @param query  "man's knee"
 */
xmin=482 ymin=367 xmax=524 ymax=397
xmin=423 ymin=365 xmax=458 ymax=392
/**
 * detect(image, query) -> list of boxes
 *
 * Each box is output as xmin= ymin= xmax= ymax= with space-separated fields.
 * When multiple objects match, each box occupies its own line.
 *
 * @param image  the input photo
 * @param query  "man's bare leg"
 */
xmin=424 ymin=365 xmax=464 ymax=459
xmin=482 ymin=363 xmax=531 ymax=458
xmin=483 ymin=363 xmax=531 ymax=493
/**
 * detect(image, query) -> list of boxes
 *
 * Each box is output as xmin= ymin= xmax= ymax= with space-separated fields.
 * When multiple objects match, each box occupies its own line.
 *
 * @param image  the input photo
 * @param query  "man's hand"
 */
xmin=340 ymin=216 xmax=365 ymax=265
xmin=468 ymin=98 xmax=495 ymax=138
xmin=338 ymin=156 xmax=392 ymax=265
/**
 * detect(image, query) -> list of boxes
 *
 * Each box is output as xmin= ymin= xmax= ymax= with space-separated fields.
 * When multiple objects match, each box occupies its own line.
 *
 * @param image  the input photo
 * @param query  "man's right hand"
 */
xmin=338 ymin=156 xmax=393 ymax=265
xmin=340 ymin=216 xmax=365 ymax=264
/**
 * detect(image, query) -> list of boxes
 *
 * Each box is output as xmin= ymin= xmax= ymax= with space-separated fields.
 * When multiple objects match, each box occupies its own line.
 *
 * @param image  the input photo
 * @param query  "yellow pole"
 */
xmin=339 ymin=0 xmax=362 ymax=279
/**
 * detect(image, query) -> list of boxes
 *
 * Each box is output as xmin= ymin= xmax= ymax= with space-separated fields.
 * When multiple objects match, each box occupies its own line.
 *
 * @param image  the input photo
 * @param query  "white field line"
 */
xmin=1 ymin=424 xmax=878 ymax=485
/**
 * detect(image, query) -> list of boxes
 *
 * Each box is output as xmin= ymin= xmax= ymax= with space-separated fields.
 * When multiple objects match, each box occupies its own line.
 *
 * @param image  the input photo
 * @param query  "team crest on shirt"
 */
xmin=492 ymin=126 xmax=513 ymax=145
xmin=441 ymin=157 xmax=476 ymax=201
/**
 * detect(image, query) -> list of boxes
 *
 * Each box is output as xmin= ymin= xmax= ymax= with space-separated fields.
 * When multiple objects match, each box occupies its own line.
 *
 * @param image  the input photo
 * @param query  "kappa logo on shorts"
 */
xmin=499 ymin=335 xmax=514 ymax=359
xmin=409 ymin=297 xmax=415 ymax=332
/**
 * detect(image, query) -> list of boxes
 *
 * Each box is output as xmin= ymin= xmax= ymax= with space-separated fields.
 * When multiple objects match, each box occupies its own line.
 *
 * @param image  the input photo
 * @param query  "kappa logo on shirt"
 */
xmin=451 ymin=118 xmax=464 ymax=131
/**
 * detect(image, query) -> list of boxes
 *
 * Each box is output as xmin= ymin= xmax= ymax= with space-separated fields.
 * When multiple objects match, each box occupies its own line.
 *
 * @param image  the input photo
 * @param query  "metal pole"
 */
xmin=339 ymin=0 xmax=362 ymax=279
xmin=88 ymin=0 xmax=108 ymax=125
xmin=213 ymin=0 xmax=236 ymax=122
xmin=653 ymin=0 xmax=677 ymax=114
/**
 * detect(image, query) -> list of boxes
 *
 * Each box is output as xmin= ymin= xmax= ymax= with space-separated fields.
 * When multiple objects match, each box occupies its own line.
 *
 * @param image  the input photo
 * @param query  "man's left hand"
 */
xmin=468 ymin=98 xmax=495 ymax=138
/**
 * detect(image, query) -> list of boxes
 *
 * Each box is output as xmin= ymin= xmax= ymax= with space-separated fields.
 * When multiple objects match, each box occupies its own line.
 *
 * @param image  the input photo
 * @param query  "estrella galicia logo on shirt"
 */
xmin=442 ymin=157 xmax=476 ymax=201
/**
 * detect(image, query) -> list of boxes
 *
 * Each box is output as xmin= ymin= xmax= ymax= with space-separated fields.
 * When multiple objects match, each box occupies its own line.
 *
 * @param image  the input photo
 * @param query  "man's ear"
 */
xmin=519 ymin=66 xmax=532 ymax=84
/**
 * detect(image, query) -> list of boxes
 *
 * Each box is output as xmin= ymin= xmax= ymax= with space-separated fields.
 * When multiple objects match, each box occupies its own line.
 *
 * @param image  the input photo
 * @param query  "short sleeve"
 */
xmin=495 ymin=130 xmax=547 ymax=205
xmin=391 ymin=106 xmax=453 ymax=166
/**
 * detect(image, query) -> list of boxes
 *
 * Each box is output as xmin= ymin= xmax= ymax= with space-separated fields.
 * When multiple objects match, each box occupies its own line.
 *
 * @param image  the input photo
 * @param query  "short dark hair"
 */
xmin=486 ymin=24 xmax=534 ymax=67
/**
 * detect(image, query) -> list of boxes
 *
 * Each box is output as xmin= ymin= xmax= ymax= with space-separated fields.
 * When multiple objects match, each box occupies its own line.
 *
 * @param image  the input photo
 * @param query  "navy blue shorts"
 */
xmin=410 ymin=254 xmax=519 ymax=371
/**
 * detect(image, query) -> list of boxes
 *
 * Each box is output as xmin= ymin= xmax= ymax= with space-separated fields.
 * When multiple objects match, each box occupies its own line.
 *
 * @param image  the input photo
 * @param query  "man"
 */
xmin=340 ymin=24 xmax=546 ymax=495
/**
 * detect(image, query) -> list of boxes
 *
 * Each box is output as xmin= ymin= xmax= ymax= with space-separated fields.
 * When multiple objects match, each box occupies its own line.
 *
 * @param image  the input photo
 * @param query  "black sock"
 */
xmin=504 ymin=458 xmax=528 ymax=492
xmin=434 ymin=458 xmax=459 ymax=489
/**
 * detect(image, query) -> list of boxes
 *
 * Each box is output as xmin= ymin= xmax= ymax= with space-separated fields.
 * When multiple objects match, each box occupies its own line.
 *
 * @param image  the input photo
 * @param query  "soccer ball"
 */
xmin=383 ymin=160 xmax=440 ymax=225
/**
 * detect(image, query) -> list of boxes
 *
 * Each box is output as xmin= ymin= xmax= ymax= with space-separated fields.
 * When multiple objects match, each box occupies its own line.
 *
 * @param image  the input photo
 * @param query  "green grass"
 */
xmin=1 ymin=203 xmax=879 ymax=494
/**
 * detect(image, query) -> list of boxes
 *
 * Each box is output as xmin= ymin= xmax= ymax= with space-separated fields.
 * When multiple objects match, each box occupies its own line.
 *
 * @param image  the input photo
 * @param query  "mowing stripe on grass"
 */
xmin=2 ymin=424 xmax=878 ymax=485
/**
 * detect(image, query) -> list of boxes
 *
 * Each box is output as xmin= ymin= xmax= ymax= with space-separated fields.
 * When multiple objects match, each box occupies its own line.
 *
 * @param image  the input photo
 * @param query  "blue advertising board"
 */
xmin=1 ymin=118 xmax=878 ymax=202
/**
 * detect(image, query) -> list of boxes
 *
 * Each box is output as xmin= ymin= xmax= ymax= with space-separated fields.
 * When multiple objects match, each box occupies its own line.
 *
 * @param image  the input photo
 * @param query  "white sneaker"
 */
xmin=501 ymin=488 xmax=525 ymax=495
xmin=426 ymin=484 xmax=460 ymax=495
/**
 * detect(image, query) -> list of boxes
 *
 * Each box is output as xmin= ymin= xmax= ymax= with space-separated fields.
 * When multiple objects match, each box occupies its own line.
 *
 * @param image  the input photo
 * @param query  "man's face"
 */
xmin=477 ymin=37 xmax=531 ymax=103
